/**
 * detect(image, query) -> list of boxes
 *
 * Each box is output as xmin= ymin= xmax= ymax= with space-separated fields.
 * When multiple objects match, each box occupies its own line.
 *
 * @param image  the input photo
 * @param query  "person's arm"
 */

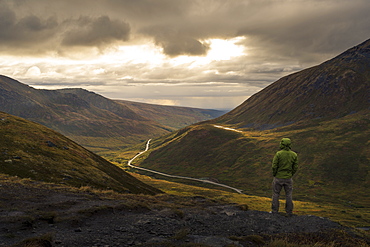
xmin=292 ymin=154 xmax=298 ymax=176
xmin=272 ymin=153 xmax=279 ymax=177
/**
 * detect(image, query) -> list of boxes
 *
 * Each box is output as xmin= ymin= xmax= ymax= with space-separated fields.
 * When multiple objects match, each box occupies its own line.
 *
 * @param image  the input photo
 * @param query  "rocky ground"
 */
xmin=0 ymin=176 xmax=368 ymax=247
xmin=44 ymin=205 xmax=348 ymax=247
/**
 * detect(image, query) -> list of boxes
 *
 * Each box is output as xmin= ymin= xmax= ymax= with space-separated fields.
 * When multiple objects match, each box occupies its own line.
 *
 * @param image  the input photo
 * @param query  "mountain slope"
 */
xmin=134 ymin=39 xmax=370 ymax=206
xmin=141 ymin=112 xmax=369 ymax=197
xmin=116 ymin=99 xmax=226 ymax=130
xmin=0 ymin=75 xmax=170 ymax=151
xmin=0 ymin=76 xmax=225 ymax=152
xmin=0 ymin=111 xmax=161 ymax=195
xmin=214 ymin=39 xmax=370 ymax=129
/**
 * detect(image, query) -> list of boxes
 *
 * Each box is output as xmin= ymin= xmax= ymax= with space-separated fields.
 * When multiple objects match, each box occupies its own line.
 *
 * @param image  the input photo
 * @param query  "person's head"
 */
xmin=280 ymin=138 xmax=292 ymax=150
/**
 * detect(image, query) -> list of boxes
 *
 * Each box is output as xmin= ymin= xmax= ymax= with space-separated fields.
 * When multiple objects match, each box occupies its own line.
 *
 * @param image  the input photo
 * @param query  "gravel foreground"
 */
xmin=49 ymin=205 xmax=345 ymax=247
xmin=0 ymin=177 xmax=368 ymax=247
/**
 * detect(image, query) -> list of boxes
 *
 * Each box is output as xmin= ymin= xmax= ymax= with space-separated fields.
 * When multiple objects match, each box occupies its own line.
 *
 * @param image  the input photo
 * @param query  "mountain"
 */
xmin=0 ymin=75 xmax=171 ymax=152
xmin=0 ymin=76 xmax=225 ymax=153
xmin=116 ymin=99 xmax=226 ymax=130
xmin=214 ymin=39 xmax=370 ymax=129
xmin=0 ymin=111 xmax=162 ymax=194
xmin=134 ymin=39 xmax=370 ymax=206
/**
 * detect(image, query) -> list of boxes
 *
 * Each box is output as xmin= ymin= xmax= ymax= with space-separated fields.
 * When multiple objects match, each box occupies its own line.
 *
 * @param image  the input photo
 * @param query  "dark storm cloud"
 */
xmin=0 ymin=3 xmax=57 ymax=45
xmin=0 ymin=0 xmax=131 ymax=53
xmin=61 ymin=16 xmax=130 ymax=47
xmin=120 ymin=0 xmax=370 ymax=61
xmin=235 ymin=0 xmax=370 ymax=64
xmin=1 ymin=0 xmax=370 ymax=61
xmin=150 ymin=29 xmax=210 ymax=57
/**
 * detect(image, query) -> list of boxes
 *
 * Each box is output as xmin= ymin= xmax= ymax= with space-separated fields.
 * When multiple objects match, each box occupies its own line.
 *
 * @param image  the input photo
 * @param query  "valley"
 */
xmin=119 ymin=39 xmax=370 ymax=207
xmin=127 ymin=139 xmax=244 ymax=194
xmin=0 ymin=38 xmax=369 ymax=246
xmin=125 ymin=112 xmax=369 ymax=211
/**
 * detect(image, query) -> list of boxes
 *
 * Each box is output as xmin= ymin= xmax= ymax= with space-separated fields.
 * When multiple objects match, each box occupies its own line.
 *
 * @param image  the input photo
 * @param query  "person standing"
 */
xmin=271 ymin=138 xmax=298 ymax=216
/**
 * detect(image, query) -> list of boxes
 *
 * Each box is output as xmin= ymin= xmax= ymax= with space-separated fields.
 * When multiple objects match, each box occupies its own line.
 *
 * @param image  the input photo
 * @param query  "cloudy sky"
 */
xmin=0 ymin=0 xmax=369 ymax=109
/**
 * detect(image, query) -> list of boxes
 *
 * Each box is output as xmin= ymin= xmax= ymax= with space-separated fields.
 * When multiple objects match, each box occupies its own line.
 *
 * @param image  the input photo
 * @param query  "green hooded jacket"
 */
xmin=272 ymin=138 xmax=298 ymax=179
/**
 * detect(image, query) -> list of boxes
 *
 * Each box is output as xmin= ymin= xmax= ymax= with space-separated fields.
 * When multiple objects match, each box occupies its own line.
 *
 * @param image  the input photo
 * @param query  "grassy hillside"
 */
xmin=116 ymin=99 xmax=226 ymax=130
xmin=125 ymin=110 xmax=369 ymax=209
xmin=0 ymin=111 xmax=161 ymax=195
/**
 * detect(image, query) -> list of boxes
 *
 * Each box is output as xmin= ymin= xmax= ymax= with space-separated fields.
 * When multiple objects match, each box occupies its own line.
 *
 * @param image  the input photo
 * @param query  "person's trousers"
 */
xmin=271 ymin=177 xmax=293 ymax=214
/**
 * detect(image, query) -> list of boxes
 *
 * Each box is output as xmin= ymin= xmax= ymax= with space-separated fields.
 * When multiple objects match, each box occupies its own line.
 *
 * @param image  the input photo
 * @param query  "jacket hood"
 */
xmin=280 ymin=138 xmax=292 ymax=150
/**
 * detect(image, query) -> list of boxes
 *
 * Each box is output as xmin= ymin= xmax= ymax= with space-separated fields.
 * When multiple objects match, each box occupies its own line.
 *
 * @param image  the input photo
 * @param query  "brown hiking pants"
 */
xmin=271 ymin=177 xmax=293 ymax=214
